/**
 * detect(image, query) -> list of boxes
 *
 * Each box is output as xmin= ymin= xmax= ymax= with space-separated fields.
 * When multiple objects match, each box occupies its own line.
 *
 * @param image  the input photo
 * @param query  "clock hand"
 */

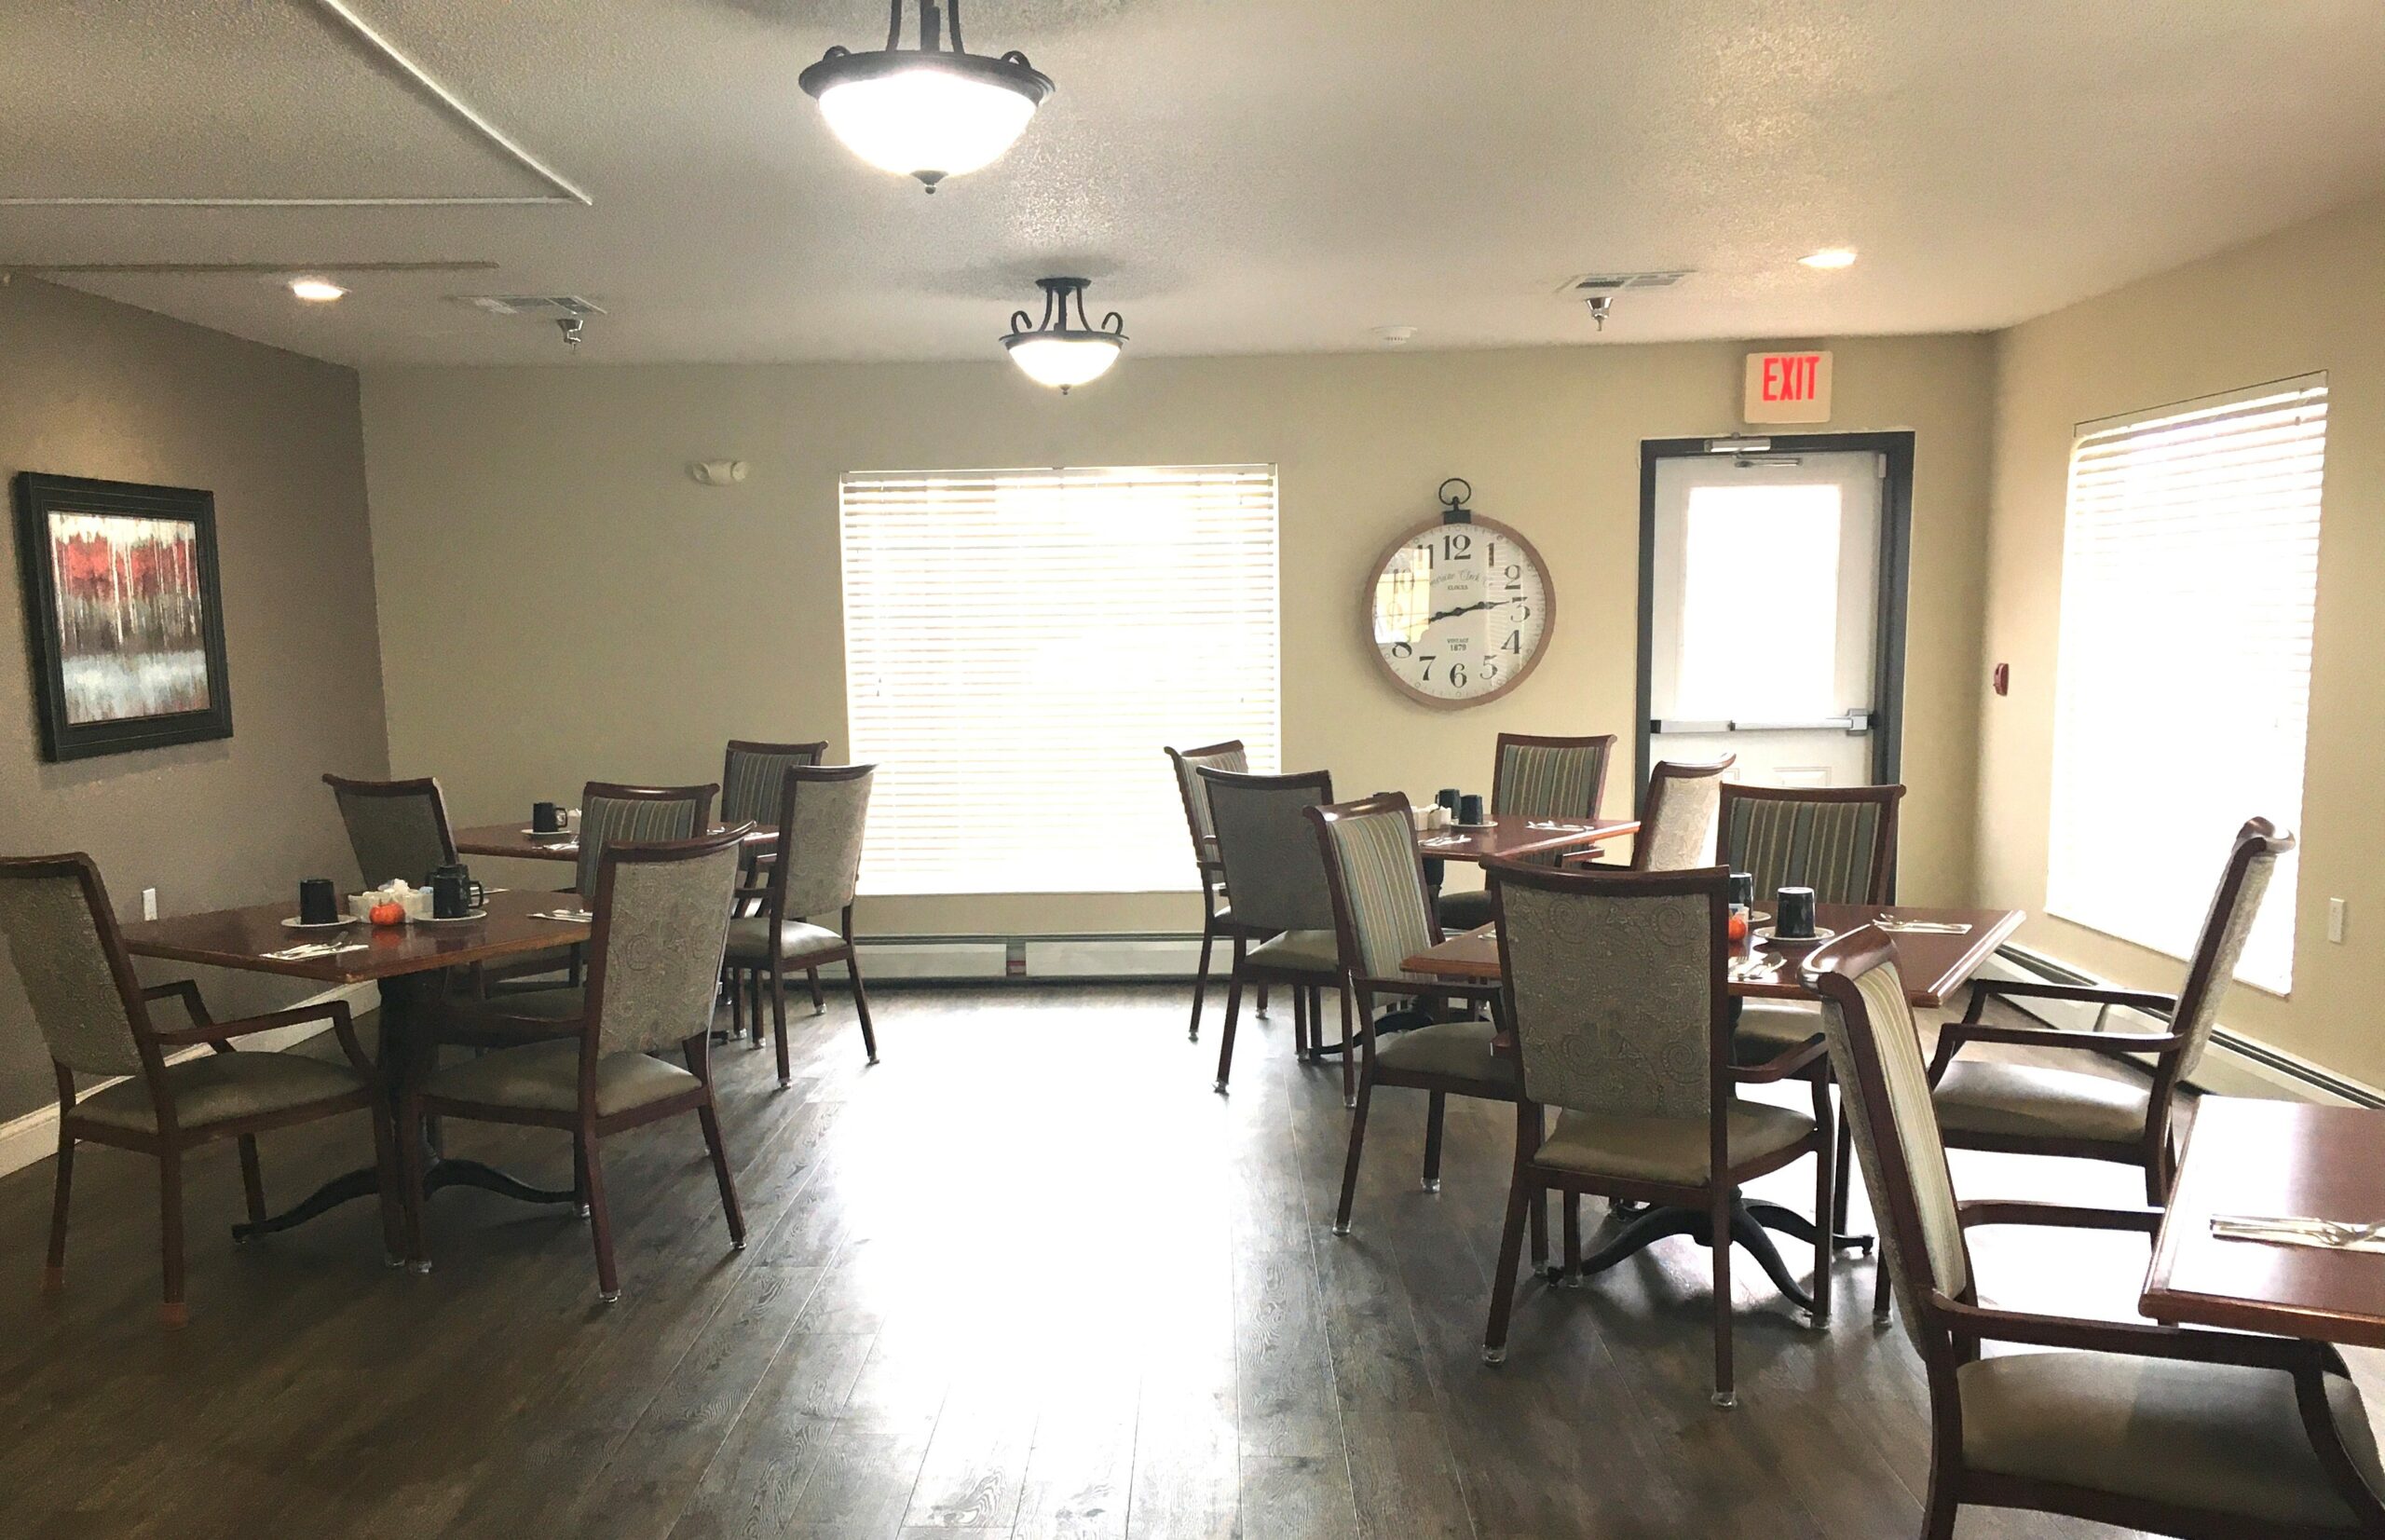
xmin=1424 ymin=599 xmax=1502 ymax=625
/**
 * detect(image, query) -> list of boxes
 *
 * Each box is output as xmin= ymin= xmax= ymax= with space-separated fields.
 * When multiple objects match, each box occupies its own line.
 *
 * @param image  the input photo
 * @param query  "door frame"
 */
xmin=1634 ymin=430 xmax=1915 ymax=797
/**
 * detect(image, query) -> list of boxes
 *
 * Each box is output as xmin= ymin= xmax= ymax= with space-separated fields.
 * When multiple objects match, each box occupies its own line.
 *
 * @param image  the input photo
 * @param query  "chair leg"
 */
xmin=698 ymin=1099 xmax=745 ymax=1249
xmin=1524 ymin=1106 xmax=1548 ymax=1272
xmin=1921 ymin=1449 xmax=1958 ymax=1540
xmin=1561 ymin=1195 xmax=1582 ymax=1287
xmin=1334 ymin=1069 xmax=1373 ymax=1235
xmin=1189 ymin=925 xmax=1215 ymax=1042
xmin=1214 ymin=940 xmax=1247 ymax=1093
xmin=728 ymin=969 xmax=744 ymax=1043
xmin=1255 ymin=982 xmax=1270 ymax=1017
xmin=1874 ymin=1250 xmax=1894 ymax=1324
xmin=236 ymin=1135 xmax=267 ymax=1227
xmin=2143 ymin=1152 xmax=2168 ymax=1207
xmin=1809 ymin=1085 xmax=1835 ymax=1327
xmin=1291 ymin=982 xmax=1309 ymax=1061
xmin=572 ymin=1131 xmax=593 ymax=1220
xmin=366 ymin=1108 xmax=405 ymax=1266
xmin=43 ymin=1127 xmax=73 ymax=1293
xmin=770 ymin=960 xmax=793 ymax=1088
xmin=1710 ymin=1187 xmax=1736 ymax=1407
xmin=1482 ymin=1164 xmax=1533 ymax=1364
xmin=582 ymin=1133 xmax=620 ymax=1302
xmin=397 ymin=1094 xmax=432 ymax=1273
xmin=1422 ymin=1090 xmax=1446 ymax=1192
xmin=158 ymin=1150 xmax=187 ymax=1328
xmin=1832 ymin=1110 xmax=1855 ymax=1233
xmin=849 ymin=952 xmax=879 ymax=1066
xmin=1339 ymin=988 xmax=1356 ymax=1108
xmin=806 ymin=966 xmax=825 ymax=1015
xmin=747 ymin=970 xmax=766 ymax=1046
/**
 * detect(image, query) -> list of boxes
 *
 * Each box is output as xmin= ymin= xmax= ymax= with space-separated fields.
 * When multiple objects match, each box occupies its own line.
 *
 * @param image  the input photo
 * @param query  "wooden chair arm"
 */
xmin=1967 ymin=976 xmax=2175 ymax=1018
xmin=1733 ymin=1035 xmax=1828 ymax=1083
xmin=1936 ymin=1294 xmax=2337 ymax=1372
xmin=1356 ymin=974 xmax=1501 ymax=1002
xmin=1957 ymin=1199 xmax=2162 ymax=1233
xmin=141 ymin=978 xmax=214 ymax=1025
xmin=1937 ymin=1020 xmax=2186 ymax=1057
xmin=160 ymin=999 xmax=374 ymax=1076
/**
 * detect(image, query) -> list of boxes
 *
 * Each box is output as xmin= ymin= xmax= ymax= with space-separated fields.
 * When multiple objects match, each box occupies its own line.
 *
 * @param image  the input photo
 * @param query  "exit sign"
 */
xmin=1743 ymin=349 xmax=1833 ymax=424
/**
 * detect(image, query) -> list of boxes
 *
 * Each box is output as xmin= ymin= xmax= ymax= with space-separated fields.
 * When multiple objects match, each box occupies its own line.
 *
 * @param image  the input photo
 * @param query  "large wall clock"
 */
xmin=1366 ymin=479 xmax=1554 ymax=708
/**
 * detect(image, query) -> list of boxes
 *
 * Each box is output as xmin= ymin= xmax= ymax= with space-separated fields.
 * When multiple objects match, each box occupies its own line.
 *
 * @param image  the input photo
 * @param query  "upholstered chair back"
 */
xmin=1311 ymin=797 xmax=1437 ymax=980
xmin=1633 ymin=759 xmax=1733 ymax=871
xmin=769 ymin=765 xmax=876 ymax=919
xmin=2173 ymin=818 xmax=2294 ymax=1078
xmin=325 ymin=774 xmax=457 ymax=888
xmin=1200 ymin=768 xmax=1335 ymax=934
xmin=1493 ymin=733 xmax=1614 ymax=821
xmin=1492 ymin=865 xmax=1725 ymax=1122
xmin=1166 ymin=741 xmax=1248 ymax=855
xmin=586 ymin=833 xmax=743 ymax=1057
xmin=1720 ymin=783 xmax=1904 ymax=905
xmin=1813 ymin=940 xmax=1973 ymax=1355
xmin=576 ymin=784 xmax=716 ymax=899
xmin=0 ymin=857 xmax=144 ymax=1076
xmin=720 ymin=741 xmax=827 ymax=829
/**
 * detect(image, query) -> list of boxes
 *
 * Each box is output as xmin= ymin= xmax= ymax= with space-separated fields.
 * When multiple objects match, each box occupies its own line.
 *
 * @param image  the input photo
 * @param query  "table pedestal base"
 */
xmin=1569 ymin=1196 xmax=1848 ymax=1316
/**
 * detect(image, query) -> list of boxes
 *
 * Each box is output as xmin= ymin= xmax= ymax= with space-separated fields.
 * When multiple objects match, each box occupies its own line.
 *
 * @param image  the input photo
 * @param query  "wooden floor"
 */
xmin=0 ymin=983 xmax=2373 ymax=1539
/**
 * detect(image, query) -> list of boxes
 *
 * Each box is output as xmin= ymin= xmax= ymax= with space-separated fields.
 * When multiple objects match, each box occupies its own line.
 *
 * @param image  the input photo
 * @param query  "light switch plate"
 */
xmin=2327 ymin=898 xmax=2347 ymax=944
xmin=141 ymin=887 xmax=158 ymax=920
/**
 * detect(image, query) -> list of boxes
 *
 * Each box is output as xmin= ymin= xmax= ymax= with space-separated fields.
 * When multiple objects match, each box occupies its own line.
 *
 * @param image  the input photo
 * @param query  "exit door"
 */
xmin=1638 ymin=435 xmax=1912 ymax=791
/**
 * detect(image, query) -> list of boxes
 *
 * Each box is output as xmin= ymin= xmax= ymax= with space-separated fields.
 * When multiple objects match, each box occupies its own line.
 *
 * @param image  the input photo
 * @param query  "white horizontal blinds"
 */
xmin=2047 ymin=376 xmax=2325 ymax=992
xmin=841 ymin=466 xmax=1280 ymax=895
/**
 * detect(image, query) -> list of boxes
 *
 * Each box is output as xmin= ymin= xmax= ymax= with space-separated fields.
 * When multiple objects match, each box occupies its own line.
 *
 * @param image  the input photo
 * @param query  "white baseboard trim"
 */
xmin=1983 ymin=946 xmax=2384 ymax=1108
xmin=852 ymin=933 xmax=1206 ymax=983
xmin=0 ymin=980 xmax=376 ymax=1182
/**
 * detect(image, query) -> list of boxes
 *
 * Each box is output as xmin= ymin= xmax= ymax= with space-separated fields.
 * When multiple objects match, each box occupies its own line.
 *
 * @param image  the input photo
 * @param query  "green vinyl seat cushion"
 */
xmin=1932 ymin=1059 xmax=2151 ymax=1146
xmin=1535 ymin=1100 xmax=1814 ymax=1187
xmin=1733 ymin=1001 xmax=1827 ymax=1062
xmin=1247 ymin=929 xmax=1342 ymax=975
xmin=1372 ymin=1017 xmax=1515 ymax=1091
xmin=724 ymin=917 xmax=843 ymax=964
xmin=422 ymin=1039 xmax=699 ymax=1118
xmin=74 ymin=1052 xmax=367 ymax=1134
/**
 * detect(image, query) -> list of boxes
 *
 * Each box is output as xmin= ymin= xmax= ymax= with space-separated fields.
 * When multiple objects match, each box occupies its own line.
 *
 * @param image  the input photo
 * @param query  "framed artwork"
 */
xmin=12 ymin=472 xmax=233 ymax=761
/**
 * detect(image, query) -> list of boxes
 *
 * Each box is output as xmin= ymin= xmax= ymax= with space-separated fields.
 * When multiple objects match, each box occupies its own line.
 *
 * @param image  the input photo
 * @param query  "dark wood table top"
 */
xmin=453 ymin=822 xmax=776 ymax=862
xmin=2142 ymin=1097 xmax=2385 ymax=1349
xmin=1414 ymin=814 xmax=1639 ymax=865
xmin=1401 ymin=903 xmax=2024 ymax=1007
xmin=117 ymin=888 xmax=593 ymax=986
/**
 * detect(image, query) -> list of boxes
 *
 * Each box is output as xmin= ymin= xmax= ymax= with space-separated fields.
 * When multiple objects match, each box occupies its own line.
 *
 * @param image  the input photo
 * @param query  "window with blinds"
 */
xmin=840 ymin=466 xmax=1280 ymax=895
xmin=2047 ymin=375 xmax=2326 ymax=993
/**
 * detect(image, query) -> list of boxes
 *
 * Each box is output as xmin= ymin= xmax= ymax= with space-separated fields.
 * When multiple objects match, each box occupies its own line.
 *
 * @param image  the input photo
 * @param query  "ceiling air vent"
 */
xmin=1558 ymin=270 xmax=1692 ymax=295
xmin=455 ymin=294 xmax=608 ymax=318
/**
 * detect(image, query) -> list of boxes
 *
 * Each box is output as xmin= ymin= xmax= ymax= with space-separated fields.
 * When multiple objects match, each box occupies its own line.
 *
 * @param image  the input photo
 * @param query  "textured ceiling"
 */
xmin=5 ymin=0 xmax=2383 ymax=366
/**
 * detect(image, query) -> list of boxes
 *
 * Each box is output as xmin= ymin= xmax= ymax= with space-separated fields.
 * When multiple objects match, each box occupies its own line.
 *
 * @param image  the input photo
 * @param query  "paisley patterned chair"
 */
xmin=722 ymin=763 xmax=879 ymax=1080
xmin=1810 ymin=925 xmax=2384 ymax=1540
xmin=1437 ymin=731 xmax=1616 ymax=931
xmin=1479 ymin=861 xmax=1831 ymax=1406
xmin=396 ymin=825 xmax=748 ymax=1302
xmin=1196 ymin=766 xmax=1345 ymax=1094
xmin=1165 ymin=739 xmax=1248 ymax=1042
xmin=322 ymin=772 xmax=459 ymax=888
xmin=1628 ymin=756 xmax=1735 ymax=872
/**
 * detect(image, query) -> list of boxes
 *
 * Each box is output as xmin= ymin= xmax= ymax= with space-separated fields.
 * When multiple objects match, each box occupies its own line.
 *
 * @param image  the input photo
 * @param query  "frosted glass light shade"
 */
xmin=1005 ymin=334 xmax=1123 ymax=391
xmin=810 ymin=59 xmax=1045 ymax=188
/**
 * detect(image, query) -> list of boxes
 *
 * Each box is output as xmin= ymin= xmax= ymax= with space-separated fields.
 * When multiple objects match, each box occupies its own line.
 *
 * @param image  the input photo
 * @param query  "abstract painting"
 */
xmin=13 ymin=473 xmax=232 ymax=760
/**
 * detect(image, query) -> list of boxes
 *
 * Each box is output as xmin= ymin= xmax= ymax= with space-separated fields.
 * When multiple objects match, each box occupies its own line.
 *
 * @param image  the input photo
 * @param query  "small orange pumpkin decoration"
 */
xmin=368 ymin=899 xmax=407 ymax=928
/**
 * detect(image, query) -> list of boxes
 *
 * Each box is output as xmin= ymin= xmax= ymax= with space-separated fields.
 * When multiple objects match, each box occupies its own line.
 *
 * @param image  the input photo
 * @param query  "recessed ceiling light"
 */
xmin=1799 ymin=249 xmax=1858 ymax=270
xmin=287 ymin=277 xmax=347 ymax=302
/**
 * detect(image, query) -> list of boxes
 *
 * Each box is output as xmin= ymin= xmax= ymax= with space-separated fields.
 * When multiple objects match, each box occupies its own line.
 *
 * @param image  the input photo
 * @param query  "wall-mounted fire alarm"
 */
xmin=1992 ymin=662 xmax=2010 ymax=697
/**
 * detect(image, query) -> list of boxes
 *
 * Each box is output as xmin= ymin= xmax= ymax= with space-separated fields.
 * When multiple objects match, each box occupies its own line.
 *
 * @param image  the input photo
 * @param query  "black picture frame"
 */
xmin=12 ymin=472 xmax=234 ymax=761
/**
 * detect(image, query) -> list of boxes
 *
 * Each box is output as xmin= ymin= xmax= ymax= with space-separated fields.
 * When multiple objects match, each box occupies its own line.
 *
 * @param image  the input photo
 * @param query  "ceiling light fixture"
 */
xmin=1799 ymin=248 xmax=1858 ymax=269
xmin=1002 ymin=278 xmax=1124 ymax=393
xmin=287 ymin=277 xmax=347 ymax=302
xmin=800 ymin=1 xmax=1054 ymax=193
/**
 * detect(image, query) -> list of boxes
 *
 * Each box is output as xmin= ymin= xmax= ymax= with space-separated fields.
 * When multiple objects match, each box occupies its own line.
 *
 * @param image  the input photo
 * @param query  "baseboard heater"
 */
xmin=833 ymin=933 xmax=1207 ymax=985
xmin=1987 ymin=943 xmax=2383 ymax=1109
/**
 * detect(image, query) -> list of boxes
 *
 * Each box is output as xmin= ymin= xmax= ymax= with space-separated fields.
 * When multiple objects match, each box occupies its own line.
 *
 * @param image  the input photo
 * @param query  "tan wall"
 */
xmin=0 ymin=279 xmax=390 ymax=1120
xmin=1977 ymin=194 xmax=2385 ymax=1084
xmin=362 ymin=334 xmax=1995 ymax=936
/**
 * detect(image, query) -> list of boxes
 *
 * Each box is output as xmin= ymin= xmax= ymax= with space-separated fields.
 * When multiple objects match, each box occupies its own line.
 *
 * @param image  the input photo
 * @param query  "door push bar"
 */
xmin=1649 ymin=710 xmax=1874 ymax=736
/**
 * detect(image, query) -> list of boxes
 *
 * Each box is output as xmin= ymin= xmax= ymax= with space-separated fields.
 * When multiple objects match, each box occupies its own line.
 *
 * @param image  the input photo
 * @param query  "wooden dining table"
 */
xmin=117 ymin=889 xmax=597 ymax=1246
xmin=1412 ymin=813 xmax=1640 ymax=865
xmin=2143 ymin=1097 xmax=2385 ymax=1348
xmin=453 ymin=821 xmax=778 ymax=863
xmin=1400 ymin=901 xmax=2025 ymax=1314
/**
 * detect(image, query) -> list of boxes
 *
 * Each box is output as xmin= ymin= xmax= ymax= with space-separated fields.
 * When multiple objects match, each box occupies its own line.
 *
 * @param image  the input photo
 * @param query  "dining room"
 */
xmin=2 ymin=4 xmax=2384 ymax=1538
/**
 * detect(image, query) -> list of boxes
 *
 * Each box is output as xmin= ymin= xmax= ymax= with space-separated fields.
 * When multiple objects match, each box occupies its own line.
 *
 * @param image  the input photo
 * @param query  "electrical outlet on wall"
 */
xmin=2328 ymin=898 xmax=2348 ymax=944
xmin=142 ymin=887 xmax=158 ymax=920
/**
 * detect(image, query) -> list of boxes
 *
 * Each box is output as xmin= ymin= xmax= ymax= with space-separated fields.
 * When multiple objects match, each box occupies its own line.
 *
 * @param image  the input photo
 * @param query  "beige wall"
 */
xmin=0 ymin=279 xmax=390 ymax=1120
xmin=361 ymin=334 xmax=1996 ymax=934
xmin=1977 ymin=194 xmax=2385 ymax=1084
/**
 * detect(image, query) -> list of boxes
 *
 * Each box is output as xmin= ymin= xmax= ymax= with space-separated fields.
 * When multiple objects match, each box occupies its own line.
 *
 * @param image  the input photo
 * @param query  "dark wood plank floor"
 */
xmin=0 ymin=983 xmax=2372 ymax=1539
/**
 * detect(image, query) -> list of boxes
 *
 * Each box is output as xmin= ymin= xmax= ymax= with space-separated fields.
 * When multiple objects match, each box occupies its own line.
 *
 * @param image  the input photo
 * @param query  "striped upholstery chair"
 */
xmin=323 ymin=773 xmax=458 ymax=888
xmin=1306 ymin=794 xmax=1520 ymax=1233
xmin=1165 ymin=740 xmax=1249 ymax=1041
xmin=720 ymin=740 xmax=827 ymax=830
xmin=576 ymin=783 xmax=717 ymax=899
xmin=1438 ymin=732 xmax=1615 ymax=930
xmin=1723 ymin=781 xmax=1904 ymax=1060
xmin=1197 ymin=766 xmax=1342 ymax=1093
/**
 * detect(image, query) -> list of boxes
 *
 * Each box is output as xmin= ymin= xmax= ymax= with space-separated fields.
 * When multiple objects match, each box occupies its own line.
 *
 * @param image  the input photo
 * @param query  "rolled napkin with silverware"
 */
xmin=2211 ymin=1214 xmax=2385 ymax=1252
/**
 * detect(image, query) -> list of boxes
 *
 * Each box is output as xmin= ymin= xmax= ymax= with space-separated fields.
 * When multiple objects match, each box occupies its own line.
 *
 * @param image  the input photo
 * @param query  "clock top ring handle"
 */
xmin=1438 ymin=477 xmax=1474 ymax=525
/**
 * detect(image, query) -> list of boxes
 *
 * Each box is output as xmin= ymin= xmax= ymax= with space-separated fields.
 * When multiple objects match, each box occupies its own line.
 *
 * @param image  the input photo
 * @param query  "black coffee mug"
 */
xmin=1436 ymin=787 xmax=1462 ymax=812
xmin=531 ymin=800 xmax=566 ymax=833
xmin=1458 ymin=793 xmax=1486 ymax=826
xmin=1729 ymin=872 xmax=1755 ymax=911
xmin=430 ymin=869 xmax=485 ymax=919
xmin=298 ymin=878 xmax=339 ymax=925
xmin=1776 ymin=886 xmax=1818 ymax=939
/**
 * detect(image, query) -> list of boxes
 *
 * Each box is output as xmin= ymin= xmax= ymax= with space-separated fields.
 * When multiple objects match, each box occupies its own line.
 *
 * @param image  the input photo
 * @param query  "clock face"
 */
xmin=1369 ymin=515 xmax=1553 ymax=707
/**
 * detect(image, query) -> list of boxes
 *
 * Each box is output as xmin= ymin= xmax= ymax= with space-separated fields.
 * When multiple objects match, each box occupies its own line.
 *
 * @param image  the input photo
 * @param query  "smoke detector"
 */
xmin=455 ymin=294 xmax=607 ymax=319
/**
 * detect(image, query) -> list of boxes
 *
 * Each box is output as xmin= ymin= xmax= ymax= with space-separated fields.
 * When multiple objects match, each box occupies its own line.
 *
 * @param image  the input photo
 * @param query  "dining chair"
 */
xmin=1165 ymin=740 xmax=1248 ymax=1042
xmin=719 ymin=739 xmax=827 ymax=829
xmin=396 ymin=826 xmax=748 ymax=1303
xmin=723 ymin=763 xmax=879 ymax=1082
xmin=1809 ymin=926 xmax=2385 ymax=1540
xmin=1626 ymin=756 xmax=1736 ymax=871
xmin=323 ymin=771 xmax=459 ymax=887
xmin=1438 ymin=730 xmax=1616 ymax=930
xmin=1197 ymin=766 xmax=1345 ymax=1095
xmin=1931 ymin=819 xmax=2293 ymax=1205
xmin=1480 ymin=861 xmax=1831 ymax=1406
xmin=1306 ymin=794 xmax=1525 ymax=1232
xmin=0 ymin=853 xmax=401 ymax=1326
